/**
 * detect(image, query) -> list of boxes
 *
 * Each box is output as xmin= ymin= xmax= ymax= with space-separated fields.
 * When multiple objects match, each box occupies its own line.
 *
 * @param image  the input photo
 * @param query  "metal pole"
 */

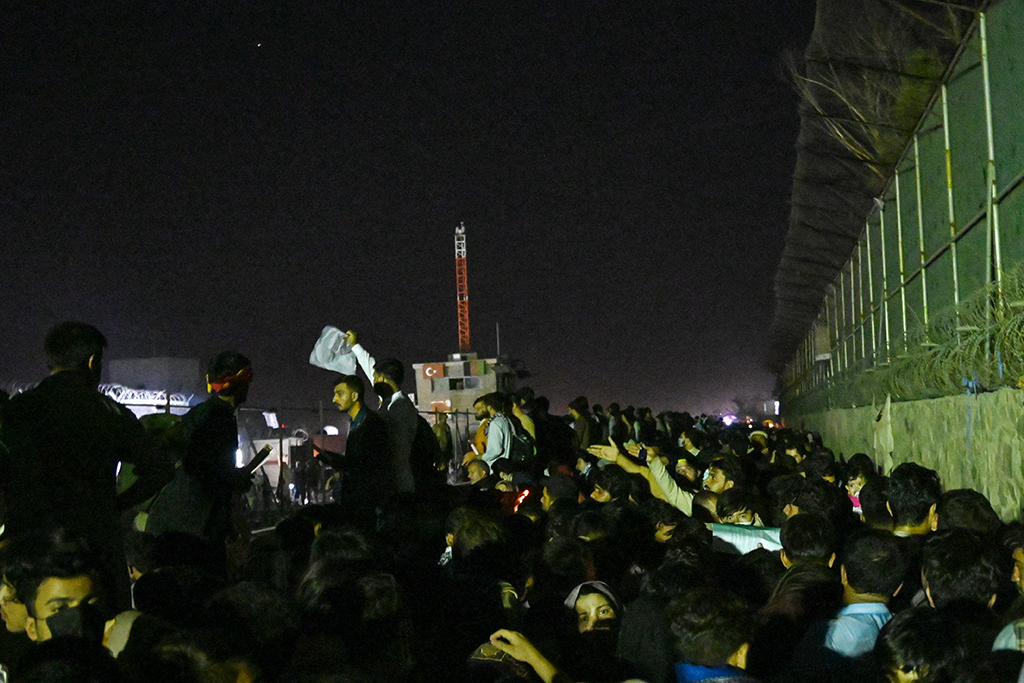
xmin=940 ymin=84 xmax=961 ymax=323
xmin=858 ymin=238 xmax=867 ymax=361
xmin=895 ymin=172 xmax=909 ymax=352
xmin=866 ymin=218 xmax=877 ymax=364
xmin=880 ymin=207 xmax=892 ymax=362
xmin=839 ymin=269 xmax=848 ymax=371
xmin=980 ymin=12 xmax=1003 ymax=331
xmin=827 ymin=286 xmax=836 ymax=379
xmin=913 ymin=136 xmax=930 ymax=333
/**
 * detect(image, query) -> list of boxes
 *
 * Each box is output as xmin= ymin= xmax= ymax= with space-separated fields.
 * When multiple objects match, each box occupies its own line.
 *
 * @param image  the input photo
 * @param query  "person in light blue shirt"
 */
xmin=824 ymin=532 xmax=908 ymax=657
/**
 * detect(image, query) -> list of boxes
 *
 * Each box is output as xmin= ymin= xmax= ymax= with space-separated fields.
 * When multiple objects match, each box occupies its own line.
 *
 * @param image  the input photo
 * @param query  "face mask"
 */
xmin=44 ymin=602 xmax=106 ymax=642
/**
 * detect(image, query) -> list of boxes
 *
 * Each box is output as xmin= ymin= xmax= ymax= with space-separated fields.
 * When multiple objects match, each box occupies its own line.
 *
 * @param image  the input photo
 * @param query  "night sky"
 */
xmin=2 ymin=1 xmax=816 ymax=417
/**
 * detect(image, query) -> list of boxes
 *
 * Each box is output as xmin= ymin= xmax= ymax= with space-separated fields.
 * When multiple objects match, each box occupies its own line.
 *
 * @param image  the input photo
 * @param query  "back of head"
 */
xmin=542 ymin=474 xmax=579 ymax=504
xmin=666 ymin=587 xmax=752 ymax=668
xmin=841 ymin=531 xmax=907 ymax=597
xmin=44 ymin=322 xmax=106 ymax=372
xmin=206 ymin=351 xmax=252 ymax=397
xmin=374 ymin=358 xmax=405 ymax=387
xmin=780 ymin=513 xmax=837 ymax=566
xmin=859 ymin=476 xmax=893 ymax=529
xmin=936 ymin=489 xmax=1003 ymax=537
xmin=921 ymin=528 xmax=1004 ymax=608
xmin=888 ymin=463 xmax=942 ymax=528
xmin=568 ymin=395 xmax=589 ymax=415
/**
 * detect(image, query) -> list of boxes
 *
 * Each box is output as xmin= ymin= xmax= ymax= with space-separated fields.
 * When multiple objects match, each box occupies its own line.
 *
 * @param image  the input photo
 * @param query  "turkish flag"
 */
xmin=422 ymin=363 xmax=445 ymax=379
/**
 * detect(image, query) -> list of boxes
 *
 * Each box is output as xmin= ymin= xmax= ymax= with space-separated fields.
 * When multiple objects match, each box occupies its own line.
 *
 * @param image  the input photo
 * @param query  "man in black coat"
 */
xmin=315 ymin=374 xmax=388 ymax=529
xmin=0 ymin=322 xmax=171 ymax=611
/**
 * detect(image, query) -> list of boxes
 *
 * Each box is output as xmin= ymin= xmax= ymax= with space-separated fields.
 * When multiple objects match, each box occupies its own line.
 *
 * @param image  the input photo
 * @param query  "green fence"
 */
xmin=784 ymin=3 xmax=1024 ymax=413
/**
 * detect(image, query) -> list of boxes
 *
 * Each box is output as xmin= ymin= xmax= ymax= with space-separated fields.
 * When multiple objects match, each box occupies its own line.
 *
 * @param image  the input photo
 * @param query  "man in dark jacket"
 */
xmin=315 ymin=374 xmax=387 ymax=529
xmin=0 ymin=322 xmax=171 ymax=611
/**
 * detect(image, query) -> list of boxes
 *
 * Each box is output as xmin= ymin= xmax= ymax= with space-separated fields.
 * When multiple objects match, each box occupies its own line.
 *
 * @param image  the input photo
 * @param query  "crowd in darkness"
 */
xmin=3 ymin=323 xmax=1024 ymax=683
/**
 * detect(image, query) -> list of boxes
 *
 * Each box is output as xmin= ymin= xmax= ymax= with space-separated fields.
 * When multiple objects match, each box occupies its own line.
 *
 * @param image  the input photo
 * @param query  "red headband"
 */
xmin=208 ymin=366 xmax=253 ymax=393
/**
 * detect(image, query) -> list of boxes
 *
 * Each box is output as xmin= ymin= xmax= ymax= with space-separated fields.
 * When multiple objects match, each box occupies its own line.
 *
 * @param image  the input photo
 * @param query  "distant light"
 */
xmin=236 ymin=448 xmax=244 ymax=468
xmin=324 ymin=425 xmax=339 ymax=435
xmin=723 ymin=414 xmax=737 ymax=426
xmin=257 ymin=43 xmax=262 ymax=47
xmin=116 ymin=462 xmax=122 ymax=477
xmin=774 ymin=401 xmax=780 ymax=415
xmin=263 ymin=411 xmax=279 ymax=428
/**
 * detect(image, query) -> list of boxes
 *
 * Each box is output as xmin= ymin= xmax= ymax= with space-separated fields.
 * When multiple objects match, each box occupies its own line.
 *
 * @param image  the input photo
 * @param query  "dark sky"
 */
xmin=1 ymin=1 xmax=815 ymax=416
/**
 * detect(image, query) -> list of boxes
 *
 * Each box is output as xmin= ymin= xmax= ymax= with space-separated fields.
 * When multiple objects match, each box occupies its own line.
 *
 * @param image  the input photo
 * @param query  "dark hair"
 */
xmin=780 ymin=513 xmax=837 ymax=565
xmin=921 ymin=529 xmax=1005 ymax=608
xmin=875 ymin=607 xmax=968 ymax=683
xmin=859 ymin=476 xmax=893 ymax=529
xmin=542 ymin=474 xmax=579 ymax=503
xmin=446 ymin=508 xmax=502 ymax=558
xmin=935 ymin=489 xmax=1003 ymax=537
xmin=799 ymin=452 xmax=838 ymax=481
xmin=373 ymin=358 xmax=404 ymax=386
xmin=841 ymin=531 xmax=907 ymax=597
xmin=572 ymin=510 xmax=610 ymax=541
xmin=568 ymin=396 xmax=589 ymax=414
xmin=666 ymin=587 xmax=752 ymax=667
xmin=591 ymin=466 xmax=631 ymax=501
xmin=888 ymin=463 xmax=942 ymax=528
xmin=43 ymin=322 xmax=106 ymax=371
xmin=716 ymin=488 xmax=764 ymax=523
xmin=207 ymin=351 xmax=251 ymax=382
xmin=708 ymin=456 xmax=745 ymax=489
xmin=844 ymin=453 xmax=878 ymax=482
xmin=6 ymin=529 xmax=102 ymax=618
xmin=332 ymin=374 xmax=365 ymax=403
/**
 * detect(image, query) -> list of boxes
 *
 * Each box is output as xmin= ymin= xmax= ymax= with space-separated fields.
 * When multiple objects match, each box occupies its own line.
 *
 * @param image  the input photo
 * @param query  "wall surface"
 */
xmin=792 ymin=386 xmax=1024 ymax=521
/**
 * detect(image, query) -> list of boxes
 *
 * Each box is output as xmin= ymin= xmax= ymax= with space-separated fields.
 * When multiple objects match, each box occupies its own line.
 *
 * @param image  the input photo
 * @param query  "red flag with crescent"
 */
xmin=422 ymin=363 xmax=445 ymax=379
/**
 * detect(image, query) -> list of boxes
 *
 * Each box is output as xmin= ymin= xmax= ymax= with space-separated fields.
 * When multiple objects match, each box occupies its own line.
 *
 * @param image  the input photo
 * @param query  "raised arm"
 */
xmin=344 ymin=330 xmax=376 ymax=381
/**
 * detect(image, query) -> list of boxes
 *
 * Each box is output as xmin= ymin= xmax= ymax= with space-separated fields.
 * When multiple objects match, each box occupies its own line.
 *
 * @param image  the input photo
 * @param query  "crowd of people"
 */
xmin=2 ymin=322 xmax=1024 ymax=683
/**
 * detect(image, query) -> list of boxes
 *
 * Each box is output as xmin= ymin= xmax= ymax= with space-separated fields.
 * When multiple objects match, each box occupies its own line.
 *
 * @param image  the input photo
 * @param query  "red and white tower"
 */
xmin=454 ymin=223 xmax=471 ymax=352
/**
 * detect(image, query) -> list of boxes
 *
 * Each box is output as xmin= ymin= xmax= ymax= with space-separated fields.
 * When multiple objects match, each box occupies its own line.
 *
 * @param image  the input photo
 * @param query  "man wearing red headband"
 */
xmin=147 ymin=351 xmax=254 ymax=572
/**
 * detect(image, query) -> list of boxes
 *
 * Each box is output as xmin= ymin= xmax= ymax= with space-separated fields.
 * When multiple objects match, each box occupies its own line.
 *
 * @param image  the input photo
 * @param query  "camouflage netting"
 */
xmin=793 ymin=385 xmax=1024 ymax=521
xmin=769 ymin=0 xmax=986 ymax=374
xmin=786 ymin=266 xmax=1024 ymax=413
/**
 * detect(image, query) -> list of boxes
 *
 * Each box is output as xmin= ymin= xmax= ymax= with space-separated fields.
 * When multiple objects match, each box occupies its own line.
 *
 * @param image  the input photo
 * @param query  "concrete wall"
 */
xmin=791 ymin=387 xmax=1024 ymax=521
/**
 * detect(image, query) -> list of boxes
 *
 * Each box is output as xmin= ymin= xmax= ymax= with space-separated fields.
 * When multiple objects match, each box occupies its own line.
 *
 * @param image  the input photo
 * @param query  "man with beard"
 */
xmin=314 ymin=374 xmax=388 ymax=527
xmin=465 ymin=393 xmax=512 ymax=469
xmin=344 ymin=331 xmax=417 ymax=494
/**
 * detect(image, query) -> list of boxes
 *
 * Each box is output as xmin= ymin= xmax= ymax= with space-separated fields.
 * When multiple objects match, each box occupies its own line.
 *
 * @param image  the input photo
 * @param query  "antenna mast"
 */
xmin=454 ymin=223 xmax=471 ymax=352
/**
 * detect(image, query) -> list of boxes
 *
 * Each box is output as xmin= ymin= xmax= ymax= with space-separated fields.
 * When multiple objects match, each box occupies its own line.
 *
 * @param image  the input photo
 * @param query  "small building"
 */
xmin=412 ymin=352 xmax=516 ymax=414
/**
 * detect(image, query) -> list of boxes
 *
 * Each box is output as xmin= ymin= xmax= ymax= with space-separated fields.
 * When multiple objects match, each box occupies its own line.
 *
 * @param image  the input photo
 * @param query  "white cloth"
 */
xmin=309 ymin=326 xmax=357 ymax=374
xmin=710 ymin=524 xmax=782 ymax=555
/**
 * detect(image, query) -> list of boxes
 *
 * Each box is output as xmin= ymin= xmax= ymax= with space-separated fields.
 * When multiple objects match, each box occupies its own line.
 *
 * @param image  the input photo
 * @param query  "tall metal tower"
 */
xmin=454 ymin=223 xmax=471 ymax=352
